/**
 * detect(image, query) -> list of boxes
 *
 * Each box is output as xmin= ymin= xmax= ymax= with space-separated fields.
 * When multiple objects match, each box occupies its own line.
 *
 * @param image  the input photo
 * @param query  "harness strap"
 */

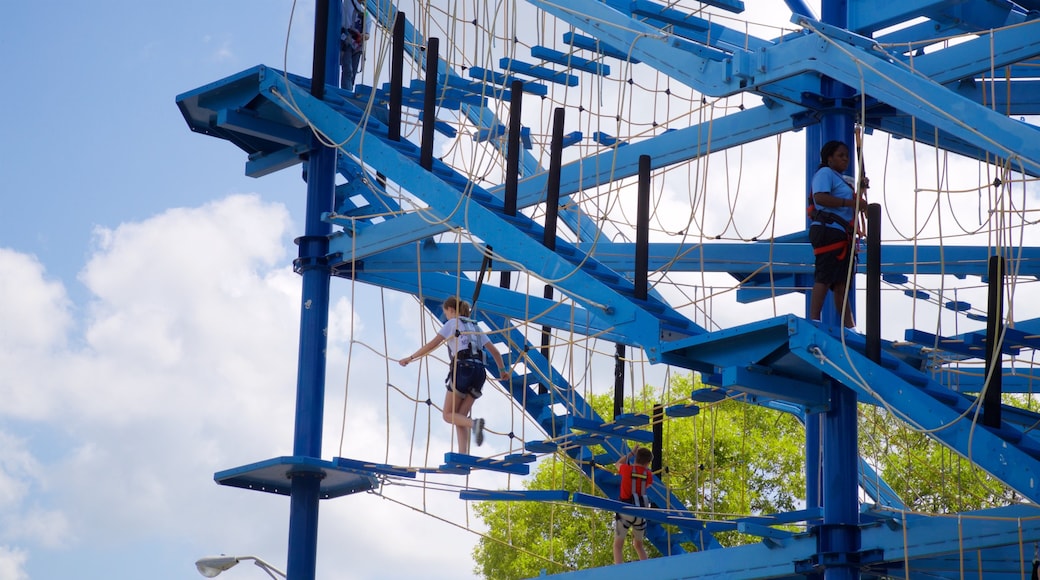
xmin=630 ymin=466 xmax=650 ymax=507
xmin=813 ymin=239 xmax=850 ymax=260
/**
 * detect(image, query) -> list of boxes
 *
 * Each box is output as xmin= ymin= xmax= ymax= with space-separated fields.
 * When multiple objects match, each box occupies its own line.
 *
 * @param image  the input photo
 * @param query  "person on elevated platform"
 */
xmin=340 ymin=0 xmax=369 ymax=91
xmin=809 ymin=140 xmax=869 ymax=329
xmin=399 ymin=297 xmax=509 ymax=455
xmin=613 ymin=445 xmax=654 ymax=564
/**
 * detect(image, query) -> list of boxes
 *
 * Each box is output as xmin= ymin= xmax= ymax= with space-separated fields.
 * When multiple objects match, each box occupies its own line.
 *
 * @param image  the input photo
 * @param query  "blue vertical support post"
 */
xmin=804 ymin=122 xmax=823 ymax=512
xmin=818 ymin=1 xmax=859 ymax=578
xmin=286 ymin=2 xmax=339 ymax=579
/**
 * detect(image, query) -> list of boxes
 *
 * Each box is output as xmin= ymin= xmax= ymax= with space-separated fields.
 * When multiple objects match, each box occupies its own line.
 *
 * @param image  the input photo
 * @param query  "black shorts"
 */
xmin=809 ymin=224 xmax=854 ymax=286
xmin=445 ymin=360 xmax=486 ymax=399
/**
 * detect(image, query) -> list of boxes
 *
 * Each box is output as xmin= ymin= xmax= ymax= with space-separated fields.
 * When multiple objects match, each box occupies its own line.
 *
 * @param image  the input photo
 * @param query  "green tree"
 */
xmin=472 ymin=373 xmax=807 ymax=579
xmin=859 ymin=402 xmax=1019 ymax=512
xmin=472 ymin=374 xmax=1023 ymax=579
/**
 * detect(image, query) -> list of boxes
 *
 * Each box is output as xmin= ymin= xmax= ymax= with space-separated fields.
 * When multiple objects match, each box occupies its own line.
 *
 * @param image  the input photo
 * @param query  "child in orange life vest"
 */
xmin=613 ymin=445 xmax=654 ymax=564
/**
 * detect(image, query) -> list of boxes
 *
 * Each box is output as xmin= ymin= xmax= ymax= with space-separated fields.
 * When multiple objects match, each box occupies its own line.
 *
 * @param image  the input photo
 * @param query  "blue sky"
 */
xmin=1 ymin=2 xmax=497 ymax=579
xmin=4 ymin=2 xmax=1038 ymax=579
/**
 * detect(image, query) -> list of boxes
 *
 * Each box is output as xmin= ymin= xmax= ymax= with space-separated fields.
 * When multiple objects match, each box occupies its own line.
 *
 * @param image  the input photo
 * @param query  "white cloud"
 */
xmin=0 ymin=546 xmax=28 ymax=580
xmin=0 ymin=194 xmax=499 ymax=579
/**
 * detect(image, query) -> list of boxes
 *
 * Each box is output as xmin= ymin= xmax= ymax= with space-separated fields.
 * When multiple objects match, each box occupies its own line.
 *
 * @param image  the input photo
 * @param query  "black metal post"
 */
xmin=538 ymin=108 xmax=565 ymax=390
xmin=419 ymin=38 xmax=438 ymax=170
xmin=865 ymin=203 xmax=881 ymax=363
xmin=635 ymin=155 xmax=651 ymax=301
xmin=500 ymin=80 xmax=523 ymax=290
xmin=652 ymin=404 xmax=663 ymax=475
xmin=613 ymin=343 xmax=625 ymax=418
xmin=387 ymin=13 xmax=405 ymax=141
xmin=983 ymin=255 xmax=1005 ymax=427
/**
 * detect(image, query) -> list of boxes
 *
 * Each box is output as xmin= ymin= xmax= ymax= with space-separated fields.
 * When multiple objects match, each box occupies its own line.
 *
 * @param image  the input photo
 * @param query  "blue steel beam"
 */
xmin=858 ymin=504 xmax=1040 ymax=580
xmin=470 ymin=309 xmax=716 ymax=553
xmin=350 ymin=240 xmax=1040 ymax=278
xmin=331 ymin=100 xmax=808 ymax=260
xmin=259 ymin=70 xmax=702 ymax=349
xmin=536 ymin=0 xmax=1040 ymax=174
xmin=787 ymin=318 xmax=1040 ymax=503
xmin=779 ymin=18 xmax=1040 ymax=174
xmin=360 ymin=0 xmax=602 ymax=242
xmin=848 ymin=0 xmax=1030 ymax=36
xmin=349 ymin=269 xmax=630 ymax=343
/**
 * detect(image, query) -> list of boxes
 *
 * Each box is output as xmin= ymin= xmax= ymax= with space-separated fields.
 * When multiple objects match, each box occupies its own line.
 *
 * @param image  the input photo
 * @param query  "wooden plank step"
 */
xmin=690 ymin=387 xmax=728 ymax=403
xmin=570 ymin=416 xmax=654 ymax=443
xmin=563 ymin=33 xmax=642 ymax=63
xmin=666 ymin=403 xmax=700 ymax=417
xmin=525 ymin=440 xmax=559 ymax=453
xmin=468 ymin=67 xmax=549 ymax=96
xmin=459 ymin=489 xmax=570 ymax=501
xmin=441 ymin=452 xmax=532 ymax=475
xmin=530 ymin=46 xmax=611 ymax=76
xmin=499 ymin=58 xmax=580 ymax=86
xmin=334 ymin=457 xmax=416 ymax=479
xmin=614 ymin=413 xmax=650 ymax=427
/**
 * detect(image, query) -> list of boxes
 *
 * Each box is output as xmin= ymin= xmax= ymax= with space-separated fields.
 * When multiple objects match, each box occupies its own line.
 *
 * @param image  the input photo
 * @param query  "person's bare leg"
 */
xmin=442 ymin=391 xmax=475 ymax=454
xmin=810 ymin=282 xmax=828 ymax=321
xmin=613 ymin=533 xmax=625 ymax=564
xmin=832 ymin=281 xmax=855 ymax=328
xmin=455 ymin=396 xmax=476 ymax=454
xmin=633 ymin=537 xmax=648 ymax=561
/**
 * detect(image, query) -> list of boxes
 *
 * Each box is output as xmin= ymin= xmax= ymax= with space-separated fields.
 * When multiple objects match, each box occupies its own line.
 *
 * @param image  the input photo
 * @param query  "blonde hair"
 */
xmin=443 ymin=296 xmax=471 ymax=317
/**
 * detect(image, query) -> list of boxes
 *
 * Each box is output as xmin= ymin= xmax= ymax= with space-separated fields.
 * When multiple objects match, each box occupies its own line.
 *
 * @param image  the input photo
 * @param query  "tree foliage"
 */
xmin=472 ymin=373 xmax=806 ymax=578
xmin=471 ymin=374 xmax=1023 ymax=579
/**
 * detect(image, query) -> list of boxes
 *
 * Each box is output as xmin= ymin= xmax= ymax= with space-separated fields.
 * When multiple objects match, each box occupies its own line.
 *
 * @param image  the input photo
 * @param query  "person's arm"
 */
xmin=615 ymin=447 xmax=636 ymax=470
xmin=484 ymin=343 xmax=510 ymax=381
xmin=399 ymin=334 xmax=446 ymax=367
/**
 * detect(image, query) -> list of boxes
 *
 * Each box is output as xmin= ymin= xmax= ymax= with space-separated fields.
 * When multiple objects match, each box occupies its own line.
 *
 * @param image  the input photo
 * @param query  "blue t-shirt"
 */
xmin=811 ymin=167 xmax=855 ymax=232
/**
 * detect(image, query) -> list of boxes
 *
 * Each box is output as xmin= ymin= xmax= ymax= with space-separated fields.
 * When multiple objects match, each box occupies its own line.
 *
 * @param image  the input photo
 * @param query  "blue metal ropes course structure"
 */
xmin=177 ymin=0 xmax=1040 ymax=578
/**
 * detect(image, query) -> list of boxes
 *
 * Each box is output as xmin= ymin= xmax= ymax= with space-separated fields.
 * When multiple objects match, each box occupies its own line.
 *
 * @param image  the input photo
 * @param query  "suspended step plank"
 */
xmin=458 ymin=489 xmax=571 ymax=501
xmin=613 ymin=412 xmax=650 ymax=426
xmin=402 ymin=80 xmax=487 ymax=109
xmin=437 ymin=452 xmax=534 ymax=476
xmin=418 ymin=110 xmax=458 ymax=138
xmin=444 ymin=75 xmax=513 ymax=99
xmin=689 ymin=387 xmax=728 ymax=403
xmin=530 ymin=46 xmax=611 ymax=76
xmin=334 ymin=457 xmax=417 ymax=479
xmin=563 ymin=32 xmax=642 ymax=63
xmin=525 ymin=440 xmax=559 ymax=453
xmin=570 ymin=492 xmax=706 ymax=532
xmin=665 ymin=403 xmax=701 ymax=417
xmin=468 ymin=67 xmax=549 ymax=96
xmin=906 ymin=329 xmax=1021 ymax=358
xmin=570 ymin=415 xmax=654 ymax=443
xmin=593 ymin=131 xmax=626 ymax=147
xmin=498 ymin=58 xmax=580 ymax=86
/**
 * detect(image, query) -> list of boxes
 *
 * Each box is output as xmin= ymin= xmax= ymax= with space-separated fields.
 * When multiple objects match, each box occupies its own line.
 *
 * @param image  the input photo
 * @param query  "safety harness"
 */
xmin=628 ymin=465 xmax=651 ymax=508
xmin=451 ymin=318 xmax=483 ymax=363
xmin=808 ymin=187 xmax=855 ymax=261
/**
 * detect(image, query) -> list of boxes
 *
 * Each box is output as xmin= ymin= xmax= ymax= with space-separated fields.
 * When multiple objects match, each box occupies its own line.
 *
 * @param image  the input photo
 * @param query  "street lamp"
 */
xmin=195 ymin=555 xmax=287 ymax=579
